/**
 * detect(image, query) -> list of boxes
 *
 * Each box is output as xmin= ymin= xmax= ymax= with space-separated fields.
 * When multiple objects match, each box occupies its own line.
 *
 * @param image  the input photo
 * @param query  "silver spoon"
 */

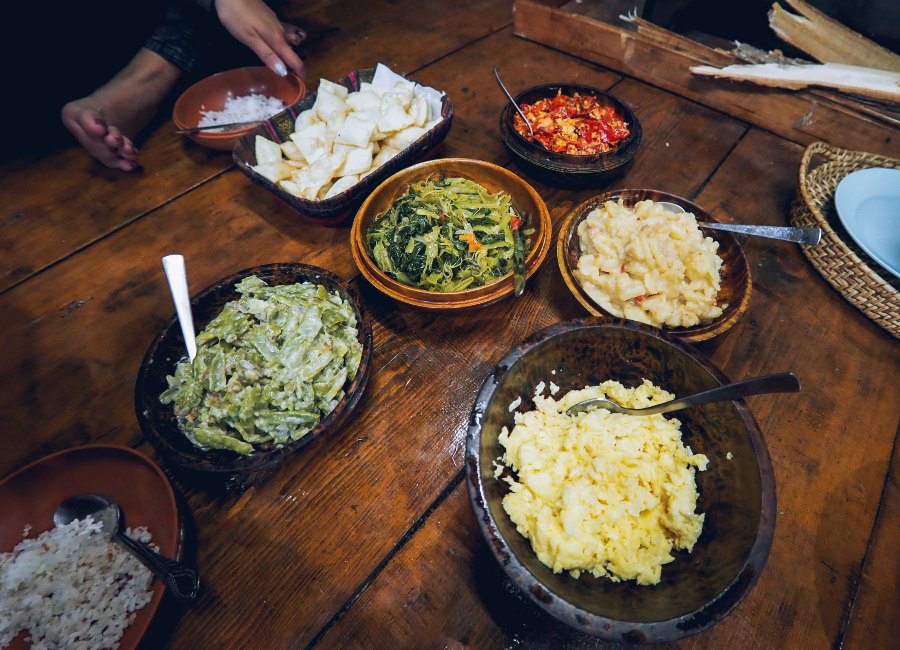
xmin=54 ymin=493 xmax=200 ymax=601
xmin=162 ymin=254 xmax=197 ymax=361
xmin=175 ymin=120 xmax=261 ymax=134
xmin=657 ymin=201 xmax=822 ymax=245
xmin=565 ymin=372 xmax=799 ymax=416
xmin=493 ymin=67 xmax=540 ymax=143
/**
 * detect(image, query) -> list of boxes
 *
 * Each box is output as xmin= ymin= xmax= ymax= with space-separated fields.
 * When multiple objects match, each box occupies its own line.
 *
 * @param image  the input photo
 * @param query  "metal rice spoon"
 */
xmin=565 ymin=372 xmax=799 ymax=416
xmin=494 ymin=67 xmax=548 ymax=151
xmin=54 ymin=493 xmax=200 ymax=601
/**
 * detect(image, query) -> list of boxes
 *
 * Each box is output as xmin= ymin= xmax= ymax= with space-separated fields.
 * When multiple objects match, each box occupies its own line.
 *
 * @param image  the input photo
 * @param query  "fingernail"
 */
xmin=274 ymin=61 xmax=288 ymax=77
xmin=296 ymin=28 xmax=306 ymax=41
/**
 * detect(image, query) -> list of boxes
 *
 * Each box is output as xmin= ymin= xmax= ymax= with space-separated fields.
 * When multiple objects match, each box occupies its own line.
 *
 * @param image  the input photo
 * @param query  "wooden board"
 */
xmin=0 ymin=0 xmax=519 ymax=296
xmin=512 ymin=0 xmax=900 ymax=157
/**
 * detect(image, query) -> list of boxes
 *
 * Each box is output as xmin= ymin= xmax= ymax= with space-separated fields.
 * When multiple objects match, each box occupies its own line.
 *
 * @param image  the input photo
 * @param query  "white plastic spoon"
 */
xmin=162 ymin=254 xmax=197 ymax=361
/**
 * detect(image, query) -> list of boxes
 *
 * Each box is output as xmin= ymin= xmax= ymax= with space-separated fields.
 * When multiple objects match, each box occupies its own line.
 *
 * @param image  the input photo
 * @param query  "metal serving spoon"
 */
xmin=175 ymin=120 xmax=261 ymax=134
xmin=54 ymin=493 xmax=200 ymax=601
xmin=494 ymin=67 xmax=543 ymax=147
xmin=162 ymin=254 xmax=197 ymax=361
xmin=657 ymin=201 xmax=822 ymax=245
xmin=565 ymin=372 xmax=799 ymax=417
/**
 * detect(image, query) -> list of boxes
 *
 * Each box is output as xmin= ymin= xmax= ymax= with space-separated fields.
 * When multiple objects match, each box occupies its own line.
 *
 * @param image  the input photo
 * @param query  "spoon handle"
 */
xmin=115 ymin=532 xmax=201 ymax=601
xmin=699 ymin=222 xmax=822 ymax=245
xmin=638 ymin=372 xmax=800 ymax=416
xmin=162 ymin=254 xmax=198 ymax=361
xmin=175 ymin=120 xmax=261 ymax=134
xmin=493 ymin=67 xmax=534 ymax=138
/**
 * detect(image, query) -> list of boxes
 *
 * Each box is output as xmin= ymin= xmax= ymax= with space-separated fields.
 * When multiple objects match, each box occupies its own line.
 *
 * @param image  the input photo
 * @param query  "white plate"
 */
xmin=834 ymin=168 xmax=900 ymax=280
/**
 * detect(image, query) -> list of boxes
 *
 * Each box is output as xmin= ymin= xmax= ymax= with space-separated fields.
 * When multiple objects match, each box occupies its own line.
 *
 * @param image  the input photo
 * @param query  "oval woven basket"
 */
xmin=791 ymin=142 xmax=899 ymax=340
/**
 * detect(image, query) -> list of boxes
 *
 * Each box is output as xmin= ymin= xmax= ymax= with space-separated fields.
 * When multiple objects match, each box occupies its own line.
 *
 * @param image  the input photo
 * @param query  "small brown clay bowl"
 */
xmin=466 ymin=319 xmax=776 ymax=643
xmin=499 ymin=83 xmax=642 ymax=188
xmin=557 ymin=189 xmax=751 ymax=342
xmin=173 ymin=66 xmax=306 ymax=151
xmin=350 ymin=158 xmax=552 ymax=311
xmin=135 ymin=263 xmax=372 ymax=482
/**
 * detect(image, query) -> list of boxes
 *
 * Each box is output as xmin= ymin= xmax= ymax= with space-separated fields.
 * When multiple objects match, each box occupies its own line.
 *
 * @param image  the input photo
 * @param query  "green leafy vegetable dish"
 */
xmin=159 ymin=276 xmax=363 ymax=455
xmin=365 ymin=176 xmax=533 ymax=292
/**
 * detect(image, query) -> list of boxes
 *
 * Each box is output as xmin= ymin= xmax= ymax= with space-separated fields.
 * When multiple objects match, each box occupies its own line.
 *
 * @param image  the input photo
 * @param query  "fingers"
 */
xmin=281 ymin=22 xmax=306 ymax=46
xmin=248 ymin=28 xmax=305 ymax=79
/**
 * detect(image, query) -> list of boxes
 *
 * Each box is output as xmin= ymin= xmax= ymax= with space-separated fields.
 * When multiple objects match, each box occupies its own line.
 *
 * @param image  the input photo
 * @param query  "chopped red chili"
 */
xmin=513 ymin=91 xmax=630 ymax=155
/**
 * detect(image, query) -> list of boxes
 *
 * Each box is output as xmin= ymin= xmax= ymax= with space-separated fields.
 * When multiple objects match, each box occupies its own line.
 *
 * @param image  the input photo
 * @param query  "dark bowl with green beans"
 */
xmin=135 ymin=263 xmax=373 ymax=489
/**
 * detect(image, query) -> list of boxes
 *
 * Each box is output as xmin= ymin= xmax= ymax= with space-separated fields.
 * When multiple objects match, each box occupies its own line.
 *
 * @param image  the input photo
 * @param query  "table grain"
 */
xmin=1 ymin=1 xmax=897 ymax=648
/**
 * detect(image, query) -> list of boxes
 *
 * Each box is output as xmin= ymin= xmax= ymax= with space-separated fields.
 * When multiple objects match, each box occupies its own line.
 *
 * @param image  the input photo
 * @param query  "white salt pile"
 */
xmin=198 ymin=94 xmax=287 ymax=130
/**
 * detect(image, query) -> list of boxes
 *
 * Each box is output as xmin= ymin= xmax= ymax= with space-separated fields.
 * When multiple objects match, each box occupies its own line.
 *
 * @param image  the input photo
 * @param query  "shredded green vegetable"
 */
xmin=365 ymin=176 xmax=533 ymax=292
xmin=159 ymin=276 xmax=363 ymax=455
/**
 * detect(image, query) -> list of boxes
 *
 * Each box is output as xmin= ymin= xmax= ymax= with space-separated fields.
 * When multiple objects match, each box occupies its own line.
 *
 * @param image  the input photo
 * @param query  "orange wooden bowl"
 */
xmin=351 ymin=158 xmax=552 ymax=311
xmin=0 ymin=445 xmax=183 ymax=649
xmin=557 ymin=189 xmax=751 ymax=342
xmin=173 ymin=66 xmax=305 ymax=151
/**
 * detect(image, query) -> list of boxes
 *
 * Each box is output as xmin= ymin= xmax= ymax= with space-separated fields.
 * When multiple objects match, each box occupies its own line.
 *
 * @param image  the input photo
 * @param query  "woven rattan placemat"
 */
xmin=791 ymin=142 xmax=899 ymax=339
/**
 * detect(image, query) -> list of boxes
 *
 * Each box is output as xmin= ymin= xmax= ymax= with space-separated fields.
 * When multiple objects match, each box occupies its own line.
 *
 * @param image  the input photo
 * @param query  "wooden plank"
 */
xmin=512 ymin=0 xmax=900 ymax=157
xmin=690 ymin=129 xmax=900 ymax=649
xmin=0 ymin=169 xmax=353 ymax=478
xmin=841 ymin=427 xmax=900 ymax=648
xmin=0 ymin=0 xmax=518 ymax=295
xmin=318 ymin=129 xmax=900 ymax=649
xmin=315 ymin=481 xmax=622 ymax=648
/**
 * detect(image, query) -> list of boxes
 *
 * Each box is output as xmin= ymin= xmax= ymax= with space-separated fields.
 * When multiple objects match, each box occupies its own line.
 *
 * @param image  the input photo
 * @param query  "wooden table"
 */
xmin=1 ymin=1 xmax=897 ymax=648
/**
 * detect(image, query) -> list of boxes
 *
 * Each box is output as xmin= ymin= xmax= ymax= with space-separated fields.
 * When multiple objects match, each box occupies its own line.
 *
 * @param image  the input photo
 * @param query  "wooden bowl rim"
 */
xmin=351 ymin=158 xmax=552 ymax=309
xmin=556 ymin=189 xmax=752 ymax=342
xmin=465 ymin=318 xmax=776 ymax=642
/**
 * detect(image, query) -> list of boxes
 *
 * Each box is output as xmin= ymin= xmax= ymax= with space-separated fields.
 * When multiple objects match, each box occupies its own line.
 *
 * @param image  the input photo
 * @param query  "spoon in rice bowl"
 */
xmin=565 ymin=372 xmax=799 ymax=416
xmin=54 ymin=493 xmax=200 ymax=601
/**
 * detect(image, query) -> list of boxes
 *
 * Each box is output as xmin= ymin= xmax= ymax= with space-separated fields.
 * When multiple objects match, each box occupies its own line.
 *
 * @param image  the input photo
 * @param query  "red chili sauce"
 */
xmin=513 ymin=91 xmax=630 ymax=155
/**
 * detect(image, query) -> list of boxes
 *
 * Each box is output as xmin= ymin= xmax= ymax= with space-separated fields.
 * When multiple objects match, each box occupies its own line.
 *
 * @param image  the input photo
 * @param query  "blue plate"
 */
xmin=834 ymin=168 xmax=900 ymax=280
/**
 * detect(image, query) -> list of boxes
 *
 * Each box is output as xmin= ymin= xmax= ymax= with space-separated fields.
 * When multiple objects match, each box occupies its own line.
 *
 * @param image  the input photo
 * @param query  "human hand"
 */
xmin=214 ymin=0 xmax=306 ymax=79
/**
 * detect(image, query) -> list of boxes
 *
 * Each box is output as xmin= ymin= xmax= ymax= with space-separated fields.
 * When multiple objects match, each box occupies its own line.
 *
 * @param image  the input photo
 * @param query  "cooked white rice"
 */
xmin=197 ymin=93 xmax=287 ymax=130
xmin=0 ymin=517 xmax=155 ymax=650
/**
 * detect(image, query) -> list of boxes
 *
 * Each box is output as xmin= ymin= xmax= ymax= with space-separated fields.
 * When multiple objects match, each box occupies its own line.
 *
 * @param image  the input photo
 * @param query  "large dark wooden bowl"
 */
xmin=135 ymin=263 xmax=372 ymax=485
xmin=557 ymin=189 xmax=752 ymax=342
xmin=350 ymin=158 xmax=552 ymax=310
xmin=466 ymin=320 xmax=776 ymax=643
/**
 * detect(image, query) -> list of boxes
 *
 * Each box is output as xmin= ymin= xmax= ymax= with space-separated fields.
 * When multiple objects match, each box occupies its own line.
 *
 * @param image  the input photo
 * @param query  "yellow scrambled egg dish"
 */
xmin=496 ymin=380 xmax=708 ymax=586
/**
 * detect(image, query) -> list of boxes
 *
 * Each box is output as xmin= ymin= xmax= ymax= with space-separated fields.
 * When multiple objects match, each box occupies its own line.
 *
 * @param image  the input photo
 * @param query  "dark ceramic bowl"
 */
xmin=234 ymin=68 xmax=454 ymax=226
xmin=135 ymin=263 xmax=372 ymax=483
xmin=173 ymin=66 xmax=306 ymax=151
xmin=466 ymin=320 xmax=776 ymax=643
xmin=499 ymin=83 xmax=641 ymax=188
xmin=557 ymin=189 xmax=752 ymax=343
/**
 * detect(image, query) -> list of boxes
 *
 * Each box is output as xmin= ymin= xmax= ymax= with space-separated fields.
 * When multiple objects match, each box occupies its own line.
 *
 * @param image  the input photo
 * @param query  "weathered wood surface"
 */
xmin=0 ymin=0 xmax=516 ymax=296
xmin=1 ymin=1 xmax=897 ymax=649
xmin=512 ymin=0 xmax=900 ymax=157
